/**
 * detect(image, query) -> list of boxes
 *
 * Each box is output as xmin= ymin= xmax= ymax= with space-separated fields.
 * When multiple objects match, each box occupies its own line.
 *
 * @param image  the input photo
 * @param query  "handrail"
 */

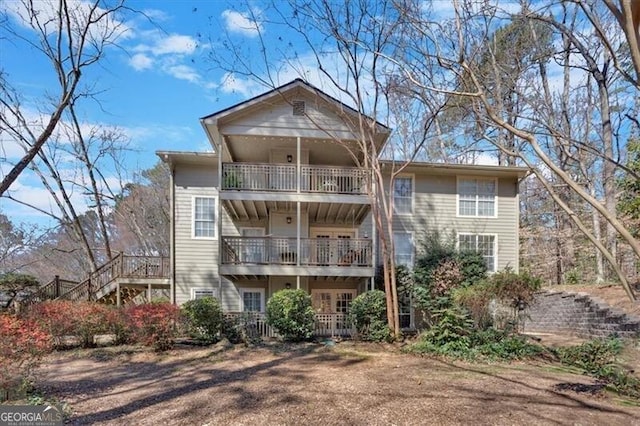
xmin=57 ymin=254 xmax=170 ymax=302
xmin=221 ymin=236 xmax=373 ymax=267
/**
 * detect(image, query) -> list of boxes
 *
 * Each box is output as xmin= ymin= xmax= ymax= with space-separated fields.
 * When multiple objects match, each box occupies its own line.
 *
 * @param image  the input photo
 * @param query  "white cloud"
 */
xmin=129 ymin=53 xmax=153 ymax=71
xmin=2 ymin=0 xmax=132 ymax=43
xmin=166 ymin=65 xmax=201 ymax=83
xmin=219 ymin=73 xmax=265 ymax=97
xmin=134 ymin=33 xmax=197 ymax=56
xmin=221 ymin=9 xmax=263 ymax=37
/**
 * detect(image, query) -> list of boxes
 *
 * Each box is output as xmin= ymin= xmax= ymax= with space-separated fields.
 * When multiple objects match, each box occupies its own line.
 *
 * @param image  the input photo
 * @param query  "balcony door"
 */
xmin=311 ymin=229 xmax=355 ymax=265
xmin=240 ymin=228 xmax=265 ymax=263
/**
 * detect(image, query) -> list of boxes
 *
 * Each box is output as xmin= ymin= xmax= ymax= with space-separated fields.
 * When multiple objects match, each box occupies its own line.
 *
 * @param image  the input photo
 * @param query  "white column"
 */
xmin=218 ymin=136 xmax=225 ymax=308
xmin=147 ymin=283 xmax=152 ymax=302
xmin=371 ymin=173 xmax=377 ymax=292
xmin=296 ymin=136 xmax=301 ymax=194
xmin=116 ymin=282 xmax=121 ymax=307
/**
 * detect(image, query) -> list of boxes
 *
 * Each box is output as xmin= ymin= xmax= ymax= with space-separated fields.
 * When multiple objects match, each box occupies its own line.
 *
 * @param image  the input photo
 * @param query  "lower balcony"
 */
xmin=220 ymin=236 xmax=374 ymax=279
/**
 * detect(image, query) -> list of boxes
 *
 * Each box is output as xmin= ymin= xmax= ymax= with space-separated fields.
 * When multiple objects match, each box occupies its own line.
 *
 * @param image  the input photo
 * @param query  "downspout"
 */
xmin=169 ymin=160 xmax=176 ymax=305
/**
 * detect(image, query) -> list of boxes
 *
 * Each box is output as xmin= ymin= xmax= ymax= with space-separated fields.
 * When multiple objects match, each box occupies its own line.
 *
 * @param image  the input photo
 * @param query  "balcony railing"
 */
xmin=222 ymin=236 xmax=373 ymax=267
xmin=221 ymin=163 xmax=369 ymax=194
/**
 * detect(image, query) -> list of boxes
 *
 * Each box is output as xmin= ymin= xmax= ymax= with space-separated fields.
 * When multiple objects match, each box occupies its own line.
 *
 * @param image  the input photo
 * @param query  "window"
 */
xmin=191 ymin=288 xmax=218 ymax=300
xmin=394 ymin=176 xmax=413 ymax=214
xmin=193 ymin=197 xmax=216 ymax=239
xmin=393 ymin=232 xmax=414 ymax=268
xmin=240 ymin=288 xmax=264 ymax=312
xmin=458 ymin=178 xmax=496 ymax=217
xmin=458 ymin=234 xmax=496 ymax=272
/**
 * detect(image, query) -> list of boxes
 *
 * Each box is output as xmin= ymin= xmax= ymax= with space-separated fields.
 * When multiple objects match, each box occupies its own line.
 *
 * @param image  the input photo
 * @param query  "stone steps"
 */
xmin=523 ymin=290 xmax=640 ymax=339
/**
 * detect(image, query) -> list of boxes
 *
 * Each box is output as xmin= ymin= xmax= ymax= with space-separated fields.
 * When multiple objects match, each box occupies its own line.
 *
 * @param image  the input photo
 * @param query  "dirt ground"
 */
xmin=35 ymin=341 xmax=640 ymax=426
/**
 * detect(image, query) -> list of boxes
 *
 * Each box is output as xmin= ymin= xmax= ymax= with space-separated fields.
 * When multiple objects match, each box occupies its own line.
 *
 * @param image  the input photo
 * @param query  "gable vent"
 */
xmin=292 ymin=100 xmax=305 ymax=116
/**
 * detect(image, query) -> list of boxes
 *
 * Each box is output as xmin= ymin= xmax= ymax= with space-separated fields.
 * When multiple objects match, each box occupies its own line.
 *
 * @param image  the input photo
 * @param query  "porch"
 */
xmin=224 ymin=312 xmax=355 ymax=338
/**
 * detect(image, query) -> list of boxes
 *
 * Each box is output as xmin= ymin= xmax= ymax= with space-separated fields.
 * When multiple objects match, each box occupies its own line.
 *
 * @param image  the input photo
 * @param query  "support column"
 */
xmin=296 ymin=136 xmax=301 ymax=194
xmin=297 ymin=200 xmax=301 ymax=291
xmin=116 ymin=282 xmax=121 ymax=307
xmin=371 ymin=174 xmax=377 ymax=292
xmin=218 ymin=136 xmax=225 ymax=308
xmin=148 ymin=283 xmax=152 ymax=303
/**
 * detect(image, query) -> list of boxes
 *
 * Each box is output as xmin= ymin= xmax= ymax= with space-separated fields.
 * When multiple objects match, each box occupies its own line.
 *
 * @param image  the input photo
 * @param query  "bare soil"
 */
xmin=35 ymin=341 xmax=640 ymax=425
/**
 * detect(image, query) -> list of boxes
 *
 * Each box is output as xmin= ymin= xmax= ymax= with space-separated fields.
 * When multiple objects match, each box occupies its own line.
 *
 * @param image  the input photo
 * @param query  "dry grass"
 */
xmin=33 ymin=341 xmax=640 ymax=425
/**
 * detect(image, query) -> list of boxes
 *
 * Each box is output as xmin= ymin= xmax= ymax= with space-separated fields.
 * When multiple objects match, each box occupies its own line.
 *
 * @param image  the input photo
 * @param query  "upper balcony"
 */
xmin=221 ymin=163 xmax=369 ymax=195
xmin=219 ymin=236 xmax=374 ymax=279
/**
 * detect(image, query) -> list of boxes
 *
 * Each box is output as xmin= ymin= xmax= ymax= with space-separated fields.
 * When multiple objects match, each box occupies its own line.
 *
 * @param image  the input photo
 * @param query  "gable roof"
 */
xmin=200 ymin=79 xmax=390 ymax=136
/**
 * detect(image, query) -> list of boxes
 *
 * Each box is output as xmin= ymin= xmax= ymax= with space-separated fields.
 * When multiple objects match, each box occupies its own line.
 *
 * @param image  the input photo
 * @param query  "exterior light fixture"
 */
xmin=285 ymin=282 xmax=291 ymax=289
xmin=287 ymin=154 xmax=293 ymax=163
xmin=286 ymin=216 xmax=292 ymax=224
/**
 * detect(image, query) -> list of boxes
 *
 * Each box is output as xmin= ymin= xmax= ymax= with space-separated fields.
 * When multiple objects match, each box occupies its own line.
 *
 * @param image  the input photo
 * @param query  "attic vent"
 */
xmin=292 ymin=100 xmax=305 ymax=116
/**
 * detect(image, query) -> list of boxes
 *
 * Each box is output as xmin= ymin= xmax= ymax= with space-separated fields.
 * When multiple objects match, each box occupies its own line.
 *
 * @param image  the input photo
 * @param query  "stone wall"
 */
xmin=523 ymin=291 xmax=640 ymax=338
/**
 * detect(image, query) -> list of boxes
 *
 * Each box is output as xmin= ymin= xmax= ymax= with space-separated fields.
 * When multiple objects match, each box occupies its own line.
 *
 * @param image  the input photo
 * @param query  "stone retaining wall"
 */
xmin=523 ymin=291 xmax=640 ymax=339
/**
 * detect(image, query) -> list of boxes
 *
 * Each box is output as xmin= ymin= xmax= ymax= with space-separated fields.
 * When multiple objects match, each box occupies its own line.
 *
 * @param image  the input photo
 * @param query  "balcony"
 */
xmin=221 ymin=236 xmax=373 ymax=267
xmin=221 ymin=163 xmax=369 ymax=195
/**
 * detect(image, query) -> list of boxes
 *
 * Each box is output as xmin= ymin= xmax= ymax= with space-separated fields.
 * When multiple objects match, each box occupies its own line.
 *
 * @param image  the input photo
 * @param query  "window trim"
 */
xmin=190 ymin=288 xmax=219 ymax=300
xmin=457 ymin=233 xmax=498 ymax=273
xmin=192 ymin=196 xmax=218 ymax=240
xmin=393 ymin=231 xmax=414 ymax=268
xmin=456 ymin=176 xmax=498 ymax=218
xmin=240 ymin=287 xmax=265 ymax=312
xmin=393 ymin=174 xmax=415 ymax=215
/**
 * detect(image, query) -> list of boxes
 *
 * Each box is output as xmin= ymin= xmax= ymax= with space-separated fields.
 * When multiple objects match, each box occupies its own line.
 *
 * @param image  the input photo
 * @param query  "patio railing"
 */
xmin=221 ymin=163 xmax=369 ymax=195
xmin=224 ymin=312 xmax=355 ymax=338
xmin=221 ymin=236 xmax=372 ymax=267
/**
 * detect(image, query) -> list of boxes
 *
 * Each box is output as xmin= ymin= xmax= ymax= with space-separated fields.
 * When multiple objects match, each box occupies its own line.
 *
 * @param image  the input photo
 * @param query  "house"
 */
xmin=157 ymin=79 xmax=527 ymax=333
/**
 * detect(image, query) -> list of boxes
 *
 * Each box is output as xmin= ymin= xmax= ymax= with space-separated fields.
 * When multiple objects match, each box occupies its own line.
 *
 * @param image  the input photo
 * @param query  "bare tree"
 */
xmin=207 ymin=0 xmax=451 ymax=336
xmin=390 ymin=0 xmax=639 ymax=299
xmin=0 ymin=0 xmax=130 ymax=196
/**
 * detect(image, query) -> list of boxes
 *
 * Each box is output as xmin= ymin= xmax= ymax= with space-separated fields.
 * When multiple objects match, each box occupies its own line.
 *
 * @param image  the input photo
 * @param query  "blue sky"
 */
xmin=0 ymin=1 xmax=289 ymax=225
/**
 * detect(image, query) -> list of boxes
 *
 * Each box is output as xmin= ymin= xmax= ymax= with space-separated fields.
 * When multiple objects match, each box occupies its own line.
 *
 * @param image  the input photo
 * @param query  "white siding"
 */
xmin=173 ymin=164 xmax=239 ymax=308
xmin=219 ymin=93 xmax=360 ymax=140
xmin=382 ymin=173 xmax=519 ymax=271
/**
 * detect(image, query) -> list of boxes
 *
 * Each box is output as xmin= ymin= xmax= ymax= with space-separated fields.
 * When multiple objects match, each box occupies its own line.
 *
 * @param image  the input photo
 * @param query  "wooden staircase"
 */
xmin=22 ymin=254 xmax=170 ymax=308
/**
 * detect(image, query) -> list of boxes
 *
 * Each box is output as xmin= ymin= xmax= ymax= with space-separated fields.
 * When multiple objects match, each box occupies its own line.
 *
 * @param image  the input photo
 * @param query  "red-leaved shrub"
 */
xmin=125 ymin=303 xmax=181 ymax=351
xmin=24 ymin=300 xmax=111 ymax=348
xmin=0 ymin=314 xmax=52 ymax=399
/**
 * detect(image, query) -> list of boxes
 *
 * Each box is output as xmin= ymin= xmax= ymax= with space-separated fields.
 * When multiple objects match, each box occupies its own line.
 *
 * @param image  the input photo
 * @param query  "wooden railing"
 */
xmin=20 ymin=254 xmax=170 ymax=306
xmin=224 ymin=312 xmax=355 ymax=338
xmin=221 ymin=236 xmax=373 ymax=267
xmin=301 ymin=165 xmax=368 ymax=194
xmin=222 ymin=163 xmax=296 ymax=192
xmin=22 ymin=276 xmax=79 ymax=306
xmin=221 ymin=162 xmax=369 ymax=194
xmin=58 ymin=254 xmax=170 ymax=301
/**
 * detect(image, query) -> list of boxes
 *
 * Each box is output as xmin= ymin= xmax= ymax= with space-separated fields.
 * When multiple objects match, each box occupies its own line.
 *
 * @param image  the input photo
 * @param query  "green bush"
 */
xmin=556 ymin=338 xmax=640 ymax=398
xmin=471 ymin=329 xmax=543 ymax=360
xmin=411 ymin=307 xmax=474 ymax=357
xmin=182 ymin=296 xmax=223 ymax=343
xmin=556 ymin=338 xmax=623 ymax=375
xmin=266 ymin=289 xmax=315 ymax=341
xmin=348 ymin=290 xmax=391 ymax=342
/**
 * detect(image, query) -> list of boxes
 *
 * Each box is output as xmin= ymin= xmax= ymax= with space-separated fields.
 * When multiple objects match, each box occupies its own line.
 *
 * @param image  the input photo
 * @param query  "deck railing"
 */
xmin=221 ymin=236 xmax=373 ymax=267
xmin=224 ymin=312 xmax=355 ymax=338
xmin=221 ymin=162 xmax=369 ymax=195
